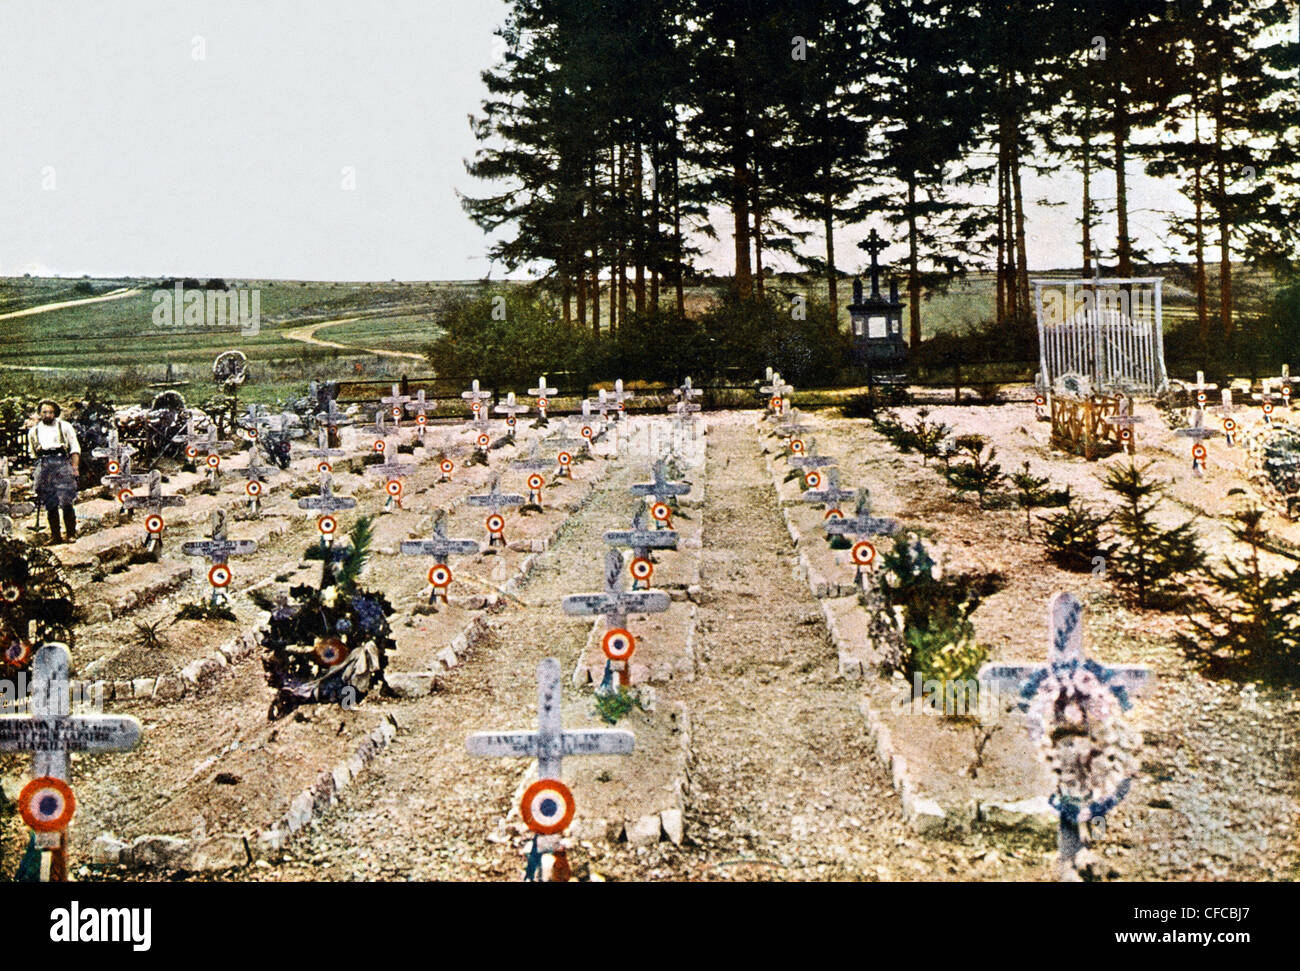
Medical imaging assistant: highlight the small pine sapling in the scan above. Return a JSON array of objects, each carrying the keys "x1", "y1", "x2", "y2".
[
  {"x1": 942, "y1": 434, "x2": 1005, "y2": 507},
  {"x1": 1180, "y1": 507, "x2": 1300, "y2": 683},
  {"x1": 1040, "y1": 500, "x2": 1111, "y2": 571},
  {"x1": 1103, "y1": 461, "x2": 1204, "y2": 609}
]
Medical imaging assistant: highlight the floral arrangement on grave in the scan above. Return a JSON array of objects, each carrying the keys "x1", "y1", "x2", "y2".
[
  {"x1": 69, "y1": 391, "x2": 116, "y2": 490},
  {"x1": 201, "y1": 350, "x2": 248, "y2": 439},
  {"x1": 0, "y1": 537, "x2": 77, "y2": 668},
  {"x1": 1179, "y1": 507, "x2": 1300, "y2": 684},
  {"x1": 1021, "y1": 649, "x2": 1140, "y2": 826},
  {"x1": 258, "y1": 516, "x2": 396, "y2": 721},
  {"x1": 868, "y1": 534, "x2": 1001, "y2": 704}
]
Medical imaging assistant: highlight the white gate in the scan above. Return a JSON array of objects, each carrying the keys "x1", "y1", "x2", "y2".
[{"x1": 1033, "y1": 278, "x2": 1169, "y2": 394}]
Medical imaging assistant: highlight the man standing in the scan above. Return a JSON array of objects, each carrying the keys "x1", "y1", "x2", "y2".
[{"x1": 26, "y1": 400, "x2": 80, "y2": 544}]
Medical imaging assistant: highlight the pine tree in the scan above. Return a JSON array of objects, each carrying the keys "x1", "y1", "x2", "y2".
[
  {"x1": 1103, "y1": 461, "x2": 1204, "y2": 608},
  {"x1": 1180, "y1": 507, "x2": 1300, "y2": 683},
  {"x1": 1041, "y1": 499, "x2": 1111, "y2": 571}
]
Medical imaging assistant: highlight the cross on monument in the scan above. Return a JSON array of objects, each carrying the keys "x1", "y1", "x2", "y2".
[
  {"x1": 466, "y1": 657, "x2": 635, "y2": 877},
  {"x1": 0, "y1": 644, "x2": 141, "y2": 881},
  {"x1": 861, "y1": 228, "x2": 887, "y2": 297},
  {"x1": 979, "y1": 593, "x2": 1153, "y2": 881}
]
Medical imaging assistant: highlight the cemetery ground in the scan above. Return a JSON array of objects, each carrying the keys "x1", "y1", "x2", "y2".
[{"x1": 0, "y1": 400, "x2": 1295, "y2": 881}]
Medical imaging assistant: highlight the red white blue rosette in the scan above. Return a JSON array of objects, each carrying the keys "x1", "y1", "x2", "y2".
[
  {"x1": 520, "y1": 778, "x2": 575, "y2": 836},
  {"x1": 19, "y1": 777, "x2": 75, "y2": 832},
  {"x1": 602, "y1": 627, "x2": 635, "y2": 662}
]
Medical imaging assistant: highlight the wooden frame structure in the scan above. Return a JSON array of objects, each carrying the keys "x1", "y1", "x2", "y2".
[{"x1": 1050, "y1": 393, "x2": 1134, "y2": 460}]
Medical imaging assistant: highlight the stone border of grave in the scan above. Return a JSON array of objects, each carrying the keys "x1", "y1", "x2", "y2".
[
  {"x1": 754, "y1": 416, "x2": 1056, "y2": 838},
  {"x1": 92, "y1": 714, "x2": 402, "y2": 870}
]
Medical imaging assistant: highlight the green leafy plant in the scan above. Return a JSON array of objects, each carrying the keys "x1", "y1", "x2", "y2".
[
  {"x1": 174, "y1": 601, "x2": 236, "y2": 623},
  {"x1": 593, "y1": 687, "x2": 642, "y2": 725},
  {"x1": 1103, "y1": 461, "x2": 1204, "y2": 609}
]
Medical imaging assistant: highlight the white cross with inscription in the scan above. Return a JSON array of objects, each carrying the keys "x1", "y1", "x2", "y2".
[
  {"x1": 1175, "y1": 408, "x2": 1220, "y2": 476},
  {"x1": 493, "y1": 391, "x2": 529, "y2": 439},
  {"x1": 610, "y1": 378, "x2": 634, "y2": 419},
  {"x1": 1099, "y1": 396, "x2": 1142, "y2": 454},
  {"x1": 122, "y1": 470, "x2": 186, "y2": 552},
  {"x1": 380, "y1": 383, "x2": 412, "y2": 428},
  {"x1": 1185, "y1": 371, "x2": 1218, "y2": 409},
  {"x1": 180, "y1": 510, "x2": 257, "y2": 604},
  {"x1": 802, "y1": 466, "x2": 855, "y2": 507},
  {"x1": 562, "y1": 549, "x2": 671, "y2": 631},
  {"x1": 404, "y1": 389, "x2": 436, "y2": 441},
  {"x1": 979, "y1": 593, "x2": 1154, "y2": 880},
  {"x1": 461, "y1": 379, "x2": 493, "y2": 421},
  {"x1": 467, "y1": 657, "x2": 634, "y2": 873},
  {"x1": 400, "y1": 510, "x2": 480, "y2": 605},
  {"x1": 629, "y1": 459, "x2": 691, "y2": 503},
  {"x1": 0, "y1": 644, "x2": 141, "y2": 881},
  {"x1": 467, "y1": 476, "x2": 526, "y2": 547}
]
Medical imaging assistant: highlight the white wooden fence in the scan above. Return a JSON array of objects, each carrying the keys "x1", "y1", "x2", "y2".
[{"x1": 1034, "y1": 278, "x2": 1169, "y2": 394}]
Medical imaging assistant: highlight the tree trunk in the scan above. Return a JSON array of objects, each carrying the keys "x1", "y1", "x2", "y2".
[
  {"x1": 673, "y1": 145, "x2": 685, "y2": 316},
  {"x1": 1192, "y1": 85, "x2": 1208, "y2": 346},
  {"x1": 591, "y1": 269, "x2": 601, "y2": 337},
  {"x1": 996, "y1": 130, "x2": 1007, "y2": 324},
  {"x1": 906, "y1": 176, "x2": 921, "y2": 350},
  {"x1": 732, "y1": 149, "x2": 753, "y2": 299},
  {"x1": 576, "y1": 265, "x2": 586, "y2": 330},
  {"x1": 823, "y1": 189, "x2": 837, "y2": 321},
  {"x1": 1113, "y1": 101, "x2": 1133, "y2": 278},
  {"x1": 1214, "y1": 68, "x2": 1233, "y2": 340},
  {"x1": 633, "y1": 140, "x2": 646, "y2": 315},
  {"x1": 561, "y1": 273, "x2": 571, "y2": 324},
  {"x1": 1011, "y1": 125, "x2": 1031, "y2": 322},
  {"x1": 1082, "y1": 91, "x2": 1093, "y2": 276}
]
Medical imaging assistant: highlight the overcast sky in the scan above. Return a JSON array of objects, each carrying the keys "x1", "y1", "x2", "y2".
[{"x1": 1, "y1": 0, "x2": 1195, "y2": 282}]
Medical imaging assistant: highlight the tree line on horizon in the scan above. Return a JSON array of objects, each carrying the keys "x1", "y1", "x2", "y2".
[{"x1": 461, "y1": 0, "x2": 1297, "y2": 359}]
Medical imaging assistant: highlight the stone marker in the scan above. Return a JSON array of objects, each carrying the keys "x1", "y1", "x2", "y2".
[
  {"x1": 180, "y1": 510, "x2": 257, "y2": 603},
  {"x1": 1175, "y1": 408, "x2": 1220, "y2": 476},
  {"x1": 467, "y1": 657, "x2": 634, "y2": 879},
  {"x1": 0, "y1": 475, "x2": 35, "y2": 538},
  {"x1": 122, "y1": 470, "x2": 186, "y2": 552},
  {"x1": 979, "y1": 592, "x2": 1152, "y2": 881},
  {"x1": 400, "y1": 510, "x2": 480, "y2": 605},
  {"x1": 466, "y1": 476, "x2": 526, "y2": 547},
  {"x1": 0, "y1": 644, "x2": 141, "y2": 881}
]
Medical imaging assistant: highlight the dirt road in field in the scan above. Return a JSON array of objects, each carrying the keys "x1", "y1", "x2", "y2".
[
  {"x1": 0, "y1": 287, "x2": 140, "y2": 320},
  {"x1": 283, "y1": 319, "x2": 427, "y2": 362}
]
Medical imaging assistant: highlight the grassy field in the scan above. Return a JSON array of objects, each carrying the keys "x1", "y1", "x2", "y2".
[{"x1": 0, "y1": 265, "x2": 1272, "y2": 406}]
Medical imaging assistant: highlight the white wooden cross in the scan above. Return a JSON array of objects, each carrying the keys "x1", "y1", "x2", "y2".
[
  {"x1": 380, "y1": 383, "x2": 412, "y2": 428},
  {"x1": 461, "y1": 379, "x2": 493, "y2": 425},
  {"x1": 1099, "y1": 396, "x2": 1143, "y2": 454},
  {"x1": 775, "y1": 409, "x2": 810, "y2": 440},
  {"x1": 529, "y1": 376, "x2": 555, "y2": 417},
  {"x1": 543, "y1": 427, "x2": 583, "y2": 478},
  {"x1": 315, "y1": 399, "x2": 352, "y2": 451},
  {"x1": 760, "y1": 371, "x2": 792, "y2": 418},
  {"x1": 979, "y1": 593, "x2": 1154, "y2": 880},
  {"x1": 802, "y1": 467, "x2": 855, "y2": 507},
  {"x1": 1253, "y1": 380, "x2": 1282, "y2": 425},
  {"x1": 467, "y1": 476, "x2": 526, "y2": 547},
  {"x1": 366, "y1": 451, "x2": 417, "y2": 511},
  {"x1": 400, "y1": 510, "x2": 480, "y2": 604},
  {"x1": 306, "y1": 427, "x2": 347, "y2": 473},
  {"x1": 673, "y1": 376, "x2": 701, "y2": 406},
  {"x1": 296, "y1": 473, "x2": 356, "y2": 543},
  {"x1": 604, "y1": 507, "x2": 678, "y2": 587},
  {"x1": 236, "y1": 403, "x2": 270, "y2": 442},
  {"x1": 90, "y1": 426, "x2": 136, "y2": 470},
  {"x1": 180, "y1": 510, "x2": 257, "y2": 603},
  {"x1": 610, "y1": 378, "x2": 634, "y2": 418},
  {"x1": 510, "y1": 441, "x2": 552, "y2": 474},
  {"x1": 123, "y1": 469, "x2": 185, "y2": 551},
  {"x1": 404, "y1": 389, "x2": 437, "y2": 440},
  {"x1": 825, "y1": 488, "x2": 899, "y2": 580},
  {"x1": 494, "y1": 391, "x2": 529, "y2": 439},
  {"x1": 562, "y1": 549, "x2": 671, "y2": 631},
  {"x1": 466, "y1": 657, "x2": 634, "y2": 861},
  {"x1": 1185, "y1": 370, "x2": 1218, "y2": 409},
  {"x1": 787, "y1": 440, "x2": 836, "y2": 472},
  {"x1": 0, "y1": 644, "x2": 141, "y2": 881},
  {"x1": 1215, "y1": 389, "x2": 1241, "y2": 446},
  {"x1": 1175, "y1": 408, "x2": 1220, "y2": 475},
  {"x1": 583, "y1": 390, "x2": 612, "y2": 428},
  {"x1": 367, "y1": 410, "x2": 400, "y2": 457},
  {"x1": 629, "y1": 458, "x2": 691, "y2": 503}
]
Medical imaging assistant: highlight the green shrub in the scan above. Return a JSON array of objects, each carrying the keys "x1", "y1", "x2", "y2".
[
  {"x1": 942, "y1": 435, "x2": 1005, "y2": 505},
  {"x1": 1040, "y1": 500, "x2": 1111, "y2": 571}
]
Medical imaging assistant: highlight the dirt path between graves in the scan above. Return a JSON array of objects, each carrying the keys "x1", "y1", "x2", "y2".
[
  {"x1": 283, "y1": 320, "x2": 426, "y2": 362},
  {"x1": 245, "y1": 417, "x2": 1053, "y2": 881}
]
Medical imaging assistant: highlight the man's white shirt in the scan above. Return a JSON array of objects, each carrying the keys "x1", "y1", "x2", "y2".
[{"x1": 30, "y1": 420, "x2": 81, "y2": 454}]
